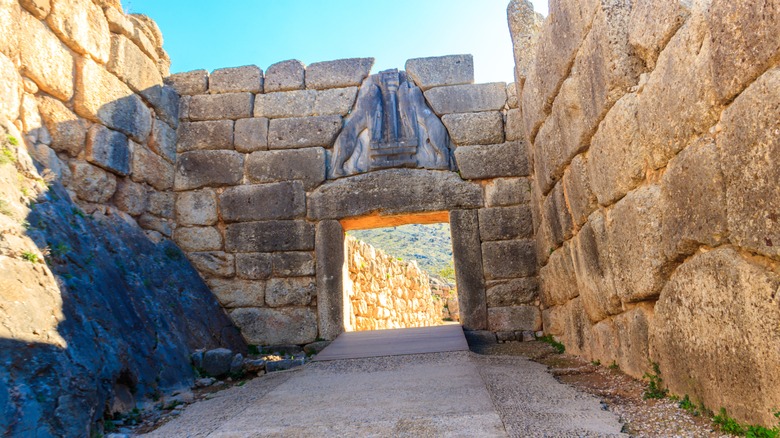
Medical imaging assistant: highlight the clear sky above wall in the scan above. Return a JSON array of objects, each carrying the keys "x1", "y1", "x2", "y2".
[{"x1": 126, "y1": 0, "x2": 549, "y2": 84}]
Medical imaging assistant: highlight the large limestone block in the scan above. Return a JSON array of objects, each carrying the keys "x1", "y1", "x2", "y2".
[
  {"x1": 613, "y1": 303, "x2": 653, "y2": 379},
  {"x1": 560, "y1": 297, "x2": 594, "y2": 357},
  {"x1": 540, "y1": 182, "x2": 573, "y2": 249},
  {"x1": 707, "y1": 0, "x2": 780, "y2": 103},
  {"x1": 19, "y1": 11, "x2": 74, "y2": 101},
  {"x1": 165, "y1": 69, "x2": 208, "y2": 96},
  {"x1": 147, "y1": 191, "x2": 174, "y2": 218},
  {"x1": 542, "y1": 305, "x2": 565, "y2": 336},
  {"x1": 254, "y1": 90, "x2": 315, "y2": 119},
  {"x1": 235, "y1": 253, "x2": 272, "y2": 280},
  {"x1": 142, "y1": 84, "x2": 180, "y2": 129},
  {"x1": 305, "y1": 58, "x2": 374, "y2": 90},
  {"x1": 149, "y1": 119, "x2": 176, "y2": 163},
  {"x1": 0, "y1": 53, "x2": 19, "y2": 123},
  {"x1": 187, "y1": 251, "x2": 235, "y2": 278},
  {"x1": 485, "y1": 278, "x2": 538, "y2": 307},
  {"x1": 423, "y1": 83, "x2": 507, "y2": 115},
  {"x1": 718, "y1": 68, "x2": 780, "y2": 261},
  {"x1": 131, "y1": 144, "x2": 174, "y2": 190},
  {"x1": 86, "y1": 124, "x2": 131, "y2": 176},
  {"x1": 589, "y1": 319, "x2": 619, "y2": 368},
  {"x1": 224, "y1": 220, "x2": 315, "y2": 252},
  {"x1": 570, "y1": 211, "x2": 621, "y2": 323},
  {"x1": 481, "y1": 239, "x2": 536, "y2": 280},
  {"x1": 539, "y1": 241, "x2": 578, "y2": 308},
  {"x1": 176, "y1": 189, "x2": 217, "y2": 226},
  {"x1": 0, "y1": 0, "x2": 19, "y2": 60},
  {"x1": 234, "y1": 118, "x2": 268, "y2": 152},
  {"x1": 188, "y1": 92, "x2": 254, "y2": 121},
  {"x1": 607, "y1": 185, "x2": 672, "y2": 305},
  {"x1": 230, "y1": 307, "x2": 318, "y2": 345},
  {"x1": 661, "y1": 137, "x2": 727, "y2": 259},
  {"x1": 137, "y1": 213, "x2": 173, "y2": 237},
  {"x1": 504, "y1": 108, "x2": 524, "y2": 141},
  {"x1": 75, "y1": 58, "x2": 152, "y2": 143},
  {"x1": 209, "y1": 65, "x2": 263, "y2": 94},
  {"x1": 478, "y1": 206, "x2": 533, "y2": 241},
  {"x1": 450, "y1": 209, "x2": 487, "y2": 330},
  {"x1": 636, "y1": 13, "x2": 722, "y2": 171},
  {"x1": 441, "y1": 111, "x2": 504, "y2": 146},
  {"x1": 113, "y1": 178, "x2": 147, "y2": 216},
  {"x1": 174, "y1": 226, "x2": 223, "y2": 252},
  {"x1": 107, "y1": 34, "x2": 163, "y2": 95},
  {"x1": 587, "y1": 93, "x2": 644, "y2": 206},
  {"x1": 174, "y1": 150, "x2": 243, "y2": 191},
  {"x1": 272, "y1": 252, "x2": 315, "y2": 277},
  {"x1": 316, "y1": 220, "x2": 346, "y2": 339},
  {"x1": 36, "y1": 95, "x2": 88, "y2": 157},
  {"x1": 484, "y1": 177, "x2": 531, "y2": 207},
  {"x1": 404, "y1": 54, "x2": 474, "y2": 91},
  {"x1": 628, "y1": 0, "x2": 689, "y2": 69},
  {"x1": 521, "y1": 0, "x2": 599, "y2": 141},
  {"x1": 267, "y1": 115, "x2": 342, "y2": 149},
  {"x1": 245, "y1": 148, "x2": 325, "y2": 190},
  {"x1": 47, "y1": 0, "x2": 110, "y2": 63},
  {"x1": 488, "y1": 306, "x2": 541, "y2": 332},
  {"x1": 307, "y1": 169, "x2": 482, "y2": 220},
  {"x1": 70, "y1": 161, "x2": 116, "y2": 203},
  {"x1": 264, "y1": 59, "x2": 305, "y2": 92},
  {"x1": 562, "y1": 154, "x2": 597, "y2": 227},
  {"x1": 454, "y1": 141, "x2": 529, "y2": 180},
  {"x1": 507, "y1": 0, "x2": 544, "y2": 83},
  {"x1": 206, "y1": 279, "x2": 265, "y2": 308},
  {"x1": 177, "y1": 120, "x2": 234, "y2": 152},
  {"x1": 219, "y1": 182, "x2": 306, "y2": 222},
  {"x1": 313, "y1": 87, "x2": 359, "y2": 116},
  {"x1": 265, "y1": 277, "x2": 316, "y2": 307},
  {"x1": 650, "y1": 248, "x2": 780, "y2": 426}
]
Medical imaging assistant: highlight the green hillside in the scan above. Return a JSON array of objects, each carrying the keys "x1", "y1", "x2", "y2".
[{"x1": 348, "y1": 223, "x2": 456, "y2": 282}]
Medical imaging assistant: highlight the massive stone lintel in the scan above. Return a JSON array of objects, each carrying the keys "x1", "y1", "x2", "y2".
[{"x1": 328, "y1": 69, "x2": 455, "y2": 178}]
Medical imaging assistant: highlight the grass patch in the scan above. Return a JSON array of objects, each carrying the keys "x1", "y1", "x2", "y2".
[
  {"x1": 0, "y1": 199, "x2": 12, "y2": 216},
  {"x1": 712, "y1": 409, "x2": 780, "y2": 438},
  {"x1": 0, "y1": 146, "x2": 15, "y2": 165},
  {"x1": 21, "y1": 251, "x2": 39, "y2": 263},
  {"x1": 537, "y1": 335, "x2": 565, "y2": 354},
  {"x1": 643, "y1": 362, "x2": 669, "y2": 400}
]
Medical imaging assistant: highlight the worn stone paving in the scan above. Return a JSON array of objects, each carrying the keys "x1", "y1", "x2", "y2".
[{"x1": 143, "y1": 351, "x2": 625, "y2": 437}]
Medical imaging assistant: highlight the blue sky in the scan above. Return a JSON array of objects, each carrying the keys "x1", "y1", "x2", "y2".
[{"x1": 125, "y1": 0, "x2": 549, "y2": 84}]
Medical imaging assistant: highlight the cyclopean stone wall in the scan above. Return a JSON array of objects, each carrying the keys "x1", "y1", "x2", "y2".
[
  {"x1": 509, "y1": 0, "x2": 780, "y2": 426},
  {"x1": 345, "y1": 236, "x2": 444, "y2": 331},
  {"x1": 167, "y1": 54, "x2": 541, "y2": 346}
]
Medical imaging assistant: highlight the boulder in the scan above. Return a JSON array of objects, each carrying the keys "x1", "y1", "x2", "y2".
[
  {"x1": 234, "y1": 118, "x2": 268, "y2": 153},
  {"x1": 201, "y1": 348, "x2": 233, "y2": 377},
  {"x1": 85, "y1": 124, "x2": 130, "y2": 176},
  {"x1": 174, "y1": 150, "x2": 244, "y2": 191},
  {"x1": 176, "y1": 120, "x2": 234, "y2": 152},
  {"x1": 265, "y1": 277, "x2": 316, "y2": 307},
  {"x1": 229, "y1": 307, "x2": 318, "y2": 345}
]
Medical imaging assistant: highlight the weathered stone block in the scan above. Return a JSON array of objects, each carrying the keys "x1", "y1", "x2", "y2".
[
  {"x1": 316, "y1": 220, "x2": 346, "y2": 340},
  {"x1": 450, "y1": 210, "x2": 487, "y2": 331},
  {"x1": 405, "y1": 54, "x2": 474, "y2": 91},
  {"x1": 268, "y1": 115, "x2": 342, "y2": 149},
  {"x1": 219, "y1": 182, "x2": 306, "y2": 222},
  {"x1": 174, "y1": 150, "x2": 244, "y2": 191},
  {"x1": 106, "y1": 34, "x2": 162, "y2": 94},
  {"x1": 20, "y1": 10, "x2": 74, "y2": 101},
  {"x1": 481, "y1": 239, "x2": 536, "y2": 280},
  {"x1": 478, "y1": 206, "x2": 533, "y2": 241},
  {"x1": 148, "y1": 191, "x2": 174, "y2": 218},
  {"x1": 613, "y1": 303, "x2": 654, "y2": 379},
  {"x1": 207, "y1": 278, "x2": 265, "y2": 308},
  {"x1": 272, "y1": 252, "x2": 315, "y2": 277},
  {"x1": 149, "y1": 119, "x2": 176, "y2": 163},
  {"x1": 47, "y1": 0, "x2": 110, "y2": 63},
  {"x1": 75, "y1": 58, "x2": 152, "y2": 143},
  {"x1": 661, "y1": 137, "x2": 727, "y2": 259},
  {"x1": 0, "y1": 53, "x2": 19, "y2": 122},
  {"x1": 142, "y1": 84, "x2": 180, "y2": 129},
  {"x1": 189, "y1": 92, "x2": 254, "y2": 121},
  {"x1": 305, "y1": 58, "x2": 374, "y2": 90},
  {"x1": 313, "y1": 87, "x2": 359, "y2": 117},
  {"x1": 174, "y1": 227, "x2": 222, "y2": 252},
  {"x1": 485, "y1": 278, "x2": 538, "y2": 307},
  {"x1": 455, "y1": 141, "x2": 529, "y2": 180},
  {"x1": 506, "y1": 83, "x2": 518, "y2": 109},
  {"x1": 717, "y1": 68, "x2": 780, "y2": 260},
  {"x1": 165, "y1": 69, "x2": 208, "y2": 96},
  {"x1": 225, "y1": 220, "x2": 315, "y2": 252},
  {"x1": 245, "y1": 148, "x2": 325, "y2": 190},
  {"x1": 628, "y1": 0, "x2": 689, "y2": 69},
  {"x1": 70, "y1": 161, "x2": 116, "y2": 203},
  {"x1": 36, "y1": 95, "x2": 88, "y2": 157},
  {"x1": 132, "y1": 144, "x2": 174, "y2": 190},
  {"x1": 504, "y1": 108, "x2": 524, "y2": 142},
  {"x1": 86, "y1": 124, "x2": 131, "y2": 176},
  {"x1": 441, "y1": 111, "x2": 504, "y2": 146},
  {"x1": 484, "y1": 177, "x2": 531, "y2": 207},
  {"x1": 562, "y1": 154, "x2": 597, "y2": 227},
  {"x1": 264, "y1": 59, "x2": 305, "y2": 92},
  {"x1": 265, "y1": 277, "x2": 316, "y2": 307},
  {"x1": 113, "y1": 178, "x2": 147, "y2": 216},
  {"x1": 308, "y1": 169, "x2": 482, "y2": 220},
  {"x1": 488, "y1": 306, "x2": 541, "y2": 332},
  {"x1": 650, "y1": 248, "x2": 780, "y2": 426},
  {"x1": 176, "y1": 189, "x2": 217, "y2": 226},
  {"x1": 177, "y1": 120, "x2": 234, "y2": 152},
  {"x1": 540, "y1": 182, "x2": 573, "y2": 248},
  {"x1": 234, "y1": 118, "x2": 268, "y2": 152},
  {"x1": 187, "y1": 251, "x2": 235, "y2": 278},
  {"x1": 137, "y1": 213, "x2": 173, "y2": 237},
  {"x1": 254, "y1": 90, "x2": 316, "y2": 119},
  {"x1": 539, "y1": 241, "x2": 578, "y2": 308},
  {"x1": 209, "y1": 65, "x2": 263, "y2": 94},
  {"x1": 235, "y1": 253, "x2": 273, "y2": 280},
  {"x1": 229, "y1": 307, "x2": 318, "y2": 345},
  {"x1": 542, "y1": 306, "x2": 565, "y2": 337},
  {"x1": 423, "y1": 83, "x2": 507, "y2": 115}
]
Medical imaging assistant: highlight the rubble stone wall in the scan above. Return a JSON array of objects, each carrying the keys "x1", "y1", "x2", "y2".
[
  {"x1": 345, "y1": 236, "x2": 444, "y2": 331},
  {"x1": 509, "y1": 0, "x2": 780, "y2": 426}
]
